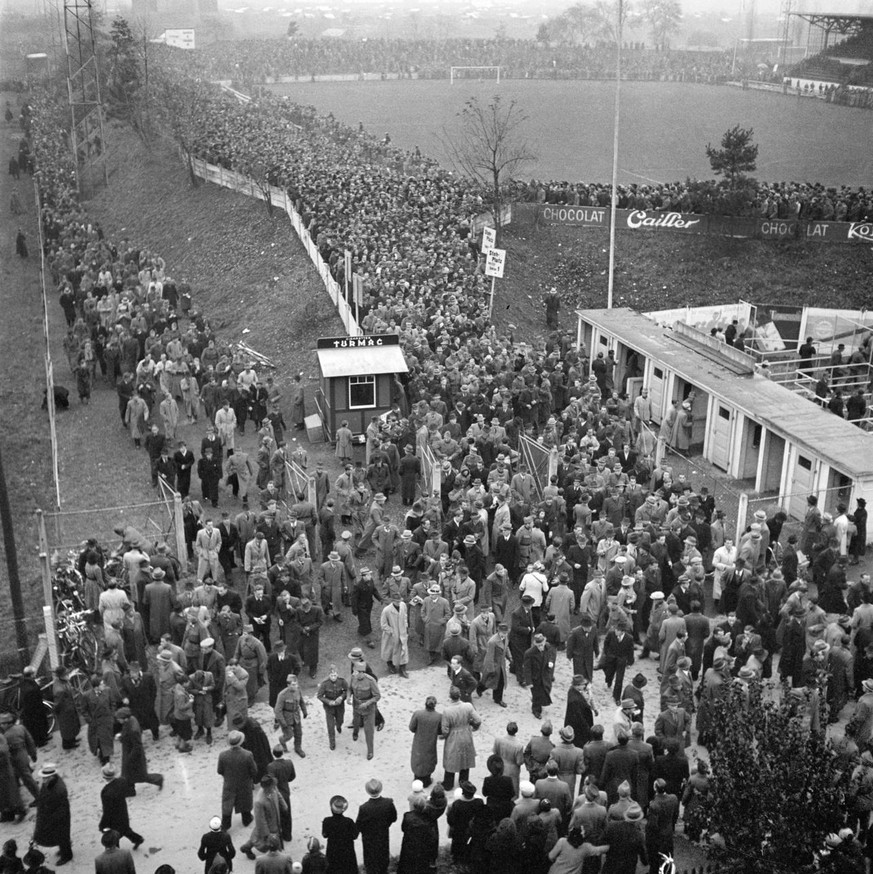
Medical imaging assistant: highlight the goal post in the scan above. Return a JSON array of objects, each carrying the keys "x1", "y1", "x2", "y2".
[{"x1": 450, "y1": 66, "x2": 502, "y2": 84}]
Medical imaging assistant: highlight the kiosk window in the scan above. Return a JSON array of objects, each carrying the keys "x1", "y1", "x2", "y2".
[{"x1": 349, "y1": 375, "x2": 376, "y2": 409}]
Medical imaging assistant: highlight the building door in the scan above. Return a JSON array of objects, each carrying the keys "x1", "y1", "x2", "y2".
[
  {"x1": 788, "y1": 453, "x2": 816, "y2": 518},
  {"x1": 710, "y1": 404, "x2": 733, "y2": 471},
  {"x1": 648, "y1": 365, "x2": 665, "y2": 424}
]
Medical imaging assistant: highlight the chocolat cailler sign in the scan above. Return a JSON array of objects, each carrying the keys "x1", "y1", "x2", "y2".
[{"x1": 539, "y1": 205, "x2": 703, "y2": 233}]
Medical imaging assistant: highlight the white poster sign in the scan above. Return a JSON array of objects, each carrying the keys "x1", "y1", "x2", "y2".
[{"x1": 485, "y1": 247, "x2": 506, "y2": 278}]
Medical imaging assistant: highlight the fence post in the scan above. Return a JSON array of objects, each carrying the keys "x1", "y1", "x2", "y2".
[
  {"x1": 42, "y1": 607, "x2": 59, "y2": 671},
  {"x1": 36, "y1": 511, "x2": 60, "y2": 670},
  {"x1": 735, "y1": 492, "x2": 749, "y2": 545},
  {"x1": 36, "y1": 509, "x2": 54, "y2": 609},
  {"x1": 173, "y1": 491, "x2": 187, "y2": 571}
]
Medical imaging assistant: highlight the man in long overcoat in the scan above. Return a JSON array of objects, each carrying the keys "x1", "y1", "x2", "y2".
[
  {"x1": 116, "y1": 708, "x2": 163, "y2": 792},
  {"x1": 523, "y1": 633, "x2": 556, "y2": 719},
  {"x1": 566, "y1": 614, "x2": 599, "y2": 683},
  {"x1": 564, "y1": 674, "x2": 595, "y2": 749},
  {"x1": 508, "y1": 595, "x2": 535, "y2": 683},
  {"x1": 421, "y1": 586, "x2": 452, "y2": 665},
  {"x1": 99, "y1": 764, "x2": 143, "y2": 848},
  {"x1": 218, "y1": 730, "x2": 257, "y2": 830},
  {"x1": 380, "y1": 596, "x2": 409, "y2": 676},
  {"x1": 235, "y1": 625, "x2": 268, "y2": 704},
  {"x1": 409, "y1": 696, "x2": 443, "y2": 786},
  {"x1": 356, "y1": 778, "x2": 398, "y2": 874},
  {"x1": 142, "y1": 569, "x2": 177, "y2": 644},
  {"x1": 440, "y1": 687, "x2": 481, "y2": 790},
  {"x1": 481, "y1": 623, "x2": 509, "y2": 706},
  {"x1": 33, "y1": 764, "x2": 73, "y2": 864}
]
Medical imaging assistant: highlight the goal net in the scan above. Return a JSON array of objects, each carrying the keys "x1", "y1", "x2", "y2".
[{"x1": 450, "y1": 66, "x2": 502, "y2": 84}]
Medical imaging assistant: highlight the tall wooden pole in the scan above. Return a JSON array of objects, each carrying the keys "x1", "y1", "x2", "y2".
[{"x1": 607, "y1": 0, "x2": 623, "y2": 310}]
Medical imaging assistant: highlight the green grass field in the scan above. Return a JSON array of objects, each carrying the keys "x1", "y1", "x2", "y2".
[{"x1": 268, "y1": 79, "x2": 872, "y2": 187}]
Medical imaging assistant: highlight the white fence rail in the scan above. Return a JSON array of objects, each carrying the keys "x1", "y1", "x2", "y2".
[{"x1": 191, "y1": 157, "x2": 361, "y2": 337}]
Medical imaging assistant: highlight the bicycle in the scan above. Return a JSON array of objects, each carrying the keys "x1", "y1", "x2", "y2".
[
  {"x1": 55, "y1": 603, "x2": 101, "y2": 676},
  {"x1": 0, "y1": 672, "x2": 57, "y2": 736}
]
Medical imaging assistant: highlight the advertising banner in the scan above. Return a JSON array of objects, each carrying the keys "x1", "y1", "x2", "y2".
[
  {"x1": 537, "y1": 205, "x2": 871, "y2": 244},
  {"x1": 757, "y1": 219, "x2": 798, "y2": 240},
  {"x1": 805, "y1": 221, "x2": 873, "y2": 243}
]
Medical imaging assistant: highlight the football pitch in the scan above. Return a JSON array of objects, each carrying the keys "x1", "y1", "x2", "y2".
[{"x1": 267, "y1": 79, "x2": 872, "y2": 187}]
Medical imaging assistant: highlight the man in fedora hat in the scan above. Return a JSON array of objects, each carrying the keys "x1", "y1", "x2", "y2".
[
  {"x1": 218, "y1": 730, "x2": 257, "y2": 830},
  {"x1": 603, "y1": 801, "x2": 647, "y2": 872},
  {"x1": 99, "y1": 763, "x2": 143, "y2": 849},
  {"x1": 551, "y1": 725, "x2": 585, "y2": 798},
  {"x1": 321, "y1": 550, "x2": 351, "y2": 622},
  {"x1": 523, "y1": 632, "x2": 556, "y2": 720},
  {"x1": 116, "y1": 706, "x2": 163, "y2": 792},
  {"x1": 33, "y1": 762, "x2": 72, "y2": 865},
  {"x1": 422, "y1": 583, "x2": 451, "y2": 666},
  {"x1": 380, "y1": 594, "x2": 410, "y2": 679}
]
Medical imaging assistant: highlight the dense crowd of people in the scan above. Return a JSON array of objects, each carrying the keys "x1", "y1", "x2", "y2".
[
  {"x1": 171, "y1": 38, "x2": 735, "y2": 86},
  {"x1": 7, "y1": 59, "x2": 873, "y2": 872},
  {"x1": 514, "y1": 177, "x2": 873, "y2": 221}
]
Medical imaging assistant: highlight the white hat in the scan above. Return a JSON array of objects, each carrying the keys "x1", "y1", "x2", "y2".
[
  {"x1": 520, "y1": 781, "x2": 535, "y2": 797},
  {"x1": 209, "y1": 816, "x2": 222, "y2": 832}
]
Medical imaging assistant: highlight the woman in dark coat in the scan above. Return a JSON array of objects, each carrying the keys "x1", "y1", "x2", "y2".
[
  {"x1": 51, "y1": 667, "x2": 80, "y2": 750},
  {"x1": 482, "y1": 754, "x2": 515, "y2": 823},
  {"x1": 397, "y1": 797, "x2": 436, "y2": 874},
  {"x1": 321, "y1": 795, "x2": 359, "y2": 874},
  {"x1": 32, "y1": 765, "x2": 72, "y2": 863}
]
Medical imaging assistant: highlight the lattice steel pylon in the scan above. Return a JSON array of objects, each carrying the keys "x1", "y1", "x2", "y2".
[{"x1": 60, "y1": 0, "x2": 108, "y2": 194}]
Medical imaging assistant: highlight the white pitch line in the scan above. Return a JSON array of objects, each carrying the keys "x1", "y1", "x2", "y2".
[{"x1": 620, "y1": 168, "x2": 665, "y2": 184}]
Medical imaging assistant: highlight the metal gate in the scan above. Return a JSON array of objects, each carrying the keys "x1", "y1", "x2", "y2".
[
  {"x1": 420, "y1": 443, "x2": 441, "y2": 498},
  {"x1": 284, "y1": 459, "x2": 317, "y2": 507},
  {"x1": 518, "y1": 435, "x2": 558, "y2": 502}
]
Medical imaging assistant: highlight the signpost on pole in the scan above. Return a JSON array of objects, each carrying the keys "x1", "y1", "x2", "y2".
[
  {"x1": 484, "y1": 247, "x2": 506, "y2": 318},
  {"x1": 352, "y1": 274, "x2": 363, "y2": 334},
  {"x1": 482, "y1": 226, "x2": 496, "y2": 254},
  {"x1": 344, "y1": 249, "x2": 352, "y2": 302}
]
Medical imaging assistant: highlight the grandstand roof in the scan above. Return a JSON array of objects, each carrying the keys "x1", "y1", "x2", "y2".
[{"x1": 795, "y1": 12, "x2": 873, "y2": 36}]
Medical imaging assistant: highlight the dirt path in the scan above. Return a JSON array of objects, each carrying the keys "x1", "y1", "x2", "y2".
[{"x1": 0, "y1": 95, "x2": 55, "y2": 669}]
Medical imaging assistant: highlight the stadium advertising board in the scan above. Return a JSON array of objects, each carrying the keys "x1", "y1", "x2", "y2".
[
  {"x1": 758, "y1": 219, "x2": 798, "y2": 240},
  {"x1": 539, "y1": 206, "x2": 703, "y2": 232},
  {"x1": 805, "y1": 221, "x2": 873, "y2": 243},
  {"x1": 537, "y1": 205, "x2": 873, "y2": 244}
]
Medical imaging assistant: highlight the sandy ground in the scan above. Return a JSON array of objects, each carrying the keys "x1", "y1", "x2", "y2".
[{"x1": 3, "y1": 613, "x2": 679, "y2": 873}]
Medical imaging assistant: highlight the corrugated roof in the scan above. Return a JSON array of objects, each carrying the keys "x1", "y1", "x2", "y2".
[
  {"x1": 316, "y1": 344, "x2": 408, "y2": 379},
  {"x1": 577, "y1": 308, "x2": 873, "y2": 479}
]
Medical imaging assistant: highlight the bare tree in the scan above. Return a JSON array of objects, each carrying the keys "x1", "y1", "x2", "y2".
[
  {"x1": 590, "y1": 0, "x2": 641, "y2": 43},
  {"x1": 152, "y1": 72, "x2": 213, "y2": 187},
  {"x1": 641, "y1": 0, "x2": 683, "y2": 50},
  {"x1": 442, "y1": 95, "x2": 536, "y2": 243}
]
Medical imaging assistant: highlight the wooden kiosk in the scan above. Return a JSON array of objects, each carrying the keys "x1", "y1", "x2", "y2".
[{"x1": 314, "y1": 333, "x2": 409, "y2": 440}]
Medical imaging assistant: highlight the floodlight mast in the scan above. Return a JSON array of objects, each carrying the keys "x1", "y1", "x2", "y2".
[{"x1": 606, "y1": 0, "x2": 622, "y2": 310}]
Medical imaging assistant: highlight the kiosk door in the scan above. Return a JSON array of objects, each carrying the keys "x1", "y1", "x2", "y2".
[
  {"x1": 648, "y1": 365, "x2": 666, "y2": 424},
  {"x1": 710, "y1": 404, "x2": 733, "y2": 471}
]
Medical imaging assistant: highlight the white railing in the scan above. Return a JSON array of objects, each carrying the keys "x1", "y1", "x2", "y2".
[{"x1": 190, "y1": 157, "x2": 361, "y2": 337}]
